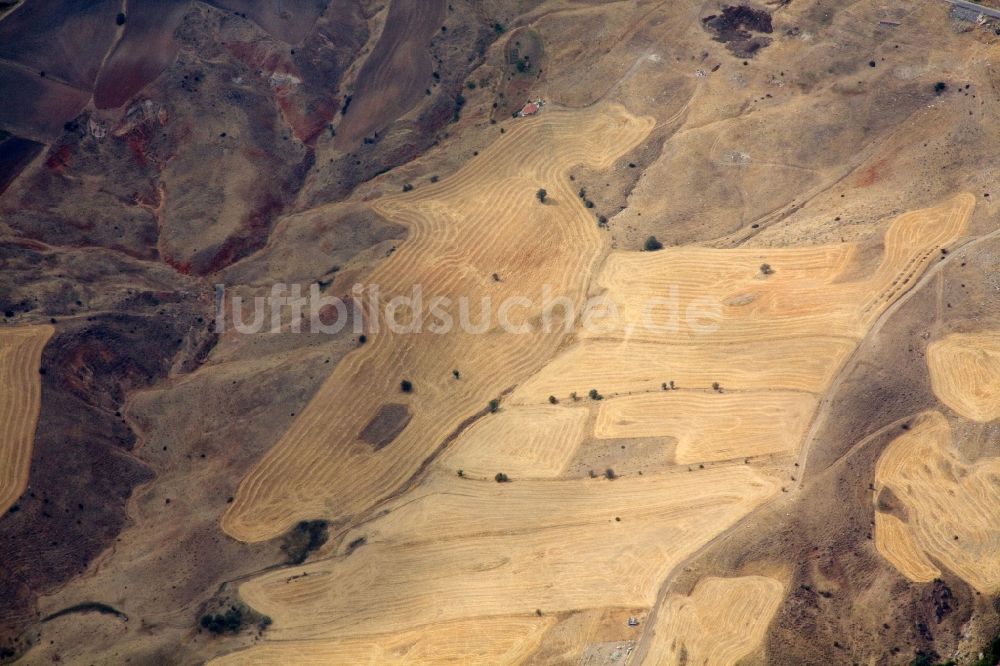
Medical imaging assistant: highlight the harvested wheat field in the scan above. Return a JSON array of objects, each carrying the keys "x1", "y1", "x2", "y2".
[
  {"x1": 223, "y1": 187, "x2": 972, "y2": 663},
  {"x1": 927, "y1": 331, "x2": 1000, "y2": 422},
  {"x1": 221, "y1": 103, "x2": 656, "y2": 541},
  {"x1": 210, "y1": 615, "x2": 555, "y2": 666},
  {"x1": 10, "y1": 1, "x2": 1000, "y2": 663},
  {"x1": 512, "y1": 194, "x2": 975, "y2": 465},
  {"x1": 213, "y1": 466, "x2": 778, "y2": 661},
  {"x1": 873, "y1": 512, "x2": 941, "y2": 584},
  {"x1": 594, "y1": 392, "x2": 816, "y2": 463},
  {"x1": 0, "y1": 325, "x2": 53, "y2": 515},
  {"x1": 874, "y1": 410, "x2": 1000, "y2": 593},
  {"x1": 438, "y1": 404, "x2": 589, "y2": 478},
  {"x1": 645, "y1": 576, "x2": 785, "y2": 666}
]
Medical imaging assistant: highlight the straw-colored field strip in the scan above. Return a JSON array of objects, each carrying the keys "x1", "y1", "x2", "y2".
[
  {"x1": 646, "y1": 576, "x2": 785, "y2": 666},
  {"x1": 439, "y1": 404, "x2": 589, "y2": 478},
  {"x1": 217, "y1": 106, "x2": 977, "y2": 662},
  {"x1": 210, "y1": 615, "x2": 555, "y2": 666},
  {"x1": 0, "y1": 325, "x2": 53, "y2": 515},
  {"x1": 509, "y1": 193, "x2": 973, "y2": 474},
  {"x1": 594, "y1": 392, "x2": 816, "y2": 463},
  {"x1": 222, "y1": 104, "x2": 656, "y2": 542},
  {"x1": 873, "y1": 512, "x2": 940, "y2": 583},
  {"x1": 224, "y1": 467, "x2": 778, "y2": 647},
  {"x1": 874, "y1": 410, "x2": 1000, "y2": 593},
  {"x1": 927, "y1": 331, "x2": 1000, "y2": 422}
]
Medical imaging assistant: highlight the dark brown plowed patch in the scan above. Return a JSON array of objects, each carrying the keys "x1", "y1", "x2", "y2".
[
  {"x1": 93, "y1": 1, "x2": 188, "y2": 110},
  {"x1": 359, "y1": 403, "x2": 412, "y2": 450},
  {"x1": 0, "y1": 64, "x2": 91, "y2": 141},
  {"x1": 0, "y1": 0, "x2": 120, "y2": 90},
  {"x1": 0, "y1": 135, "x2": 44, "y2": 195},
  {"x1": 333, "y1": 0, "x2": 446, "y2": 149}
]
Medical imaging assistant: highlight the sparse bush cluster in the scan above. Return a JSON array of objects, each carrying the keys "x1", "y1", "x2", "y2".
[
  {"x1": 576, "y1": 185, "x2": 608, "y2": 227},
  {"x1": 281, "y1": 519, "x2": 330, "y2": 565},
  {"x1": 199, "y1": 605, "x2": 271, "y2": 636}
]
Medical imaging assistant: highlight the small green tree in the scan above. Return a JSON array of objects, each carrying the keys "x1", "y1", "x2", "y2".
[
  {"x1": 536, "y1": 188, "x2": 547, "y2": 203},
  {"x1": 760, "y1": 263, "x2": 774, "y2": 275},
  {"x1": 605, "y1": 468, "x2": 617, "y2": 480},
  {"x1": 400, "y1": 379, "x2": 413, "y2": 393},
  {"x1": 548, "y1": 395, "x2": 558, "y2": 404},
  {"x1": 644, "y1": 236, "x2": 663, "y2": 251},
  {"x1": 588, "y1": 388, "x2": 604, "y2": 400},
  {"x1": 488, "y1": 398, "x2": 500, "y2": 413},
  {"x1": 495, "y1": 472, "x2": 510, "y2": 483}
]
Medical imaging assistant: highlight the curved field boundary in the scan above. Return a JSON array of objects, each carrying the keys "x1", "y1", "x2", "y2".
[
  {"x1": 927, "y1": 331, "x2": 1000, "y2": 422},
  {"x1": 874, "y1": 410, "x2": 1000, "y2": 593},
  {"x1": 874, "y1": 512, "x2": 940, "y2": 583},
  {"x1": 439, "y1": 404, "x2": 589, "y2": 478},
  {"x1": 222, "y1": 104, "x2": 656, "y2": 541},
  {"x1": 646, "y1": 575, "x2": 785, "y2": 666},
  {"x1": 209, "y1": 615, "x2": 555, "y2": 665},
  {"x1": 0, "y1": 325, "x2": 54, "y2": 515},
  {"x1": 511, "y1": 193, "x2": 975, "y2": 476},
  {"x1": 230, "y1": 467, "x2": 779, "y2": 642},
  {"x1": 594, "y1": 391, "x2": 816, "y2": 463}
]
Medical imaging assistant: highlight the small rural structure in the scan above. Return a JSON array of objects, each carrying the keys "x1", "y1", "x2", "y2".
[{"x1": 517, "y1": 99, "x2": 544, "y2": 117}]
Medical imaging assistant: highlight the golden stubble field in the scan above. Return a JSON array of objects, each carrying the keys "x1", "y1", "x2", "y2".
[
  {"x1": 874, "y1": 411, "x2": 1000, "y2": 594},
  {"x1": 213, "y1": 101, "x2": 977, "y2": 663},
  {"x1": 927, "y1": 331, "x2": 1000, "y2": 423},
  {"x1": 0, "y1": 325, "x2": 53, "y2": 515}
]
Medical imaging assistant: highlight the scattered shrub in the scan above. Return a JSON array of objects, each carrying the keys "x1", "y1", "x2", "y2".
[
  {"x1": 281, "y1": 520, "x2": 330, "y2": 564},
  {"x1": 644, "y1": 236, "x2": 663, "y2": 251}
]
